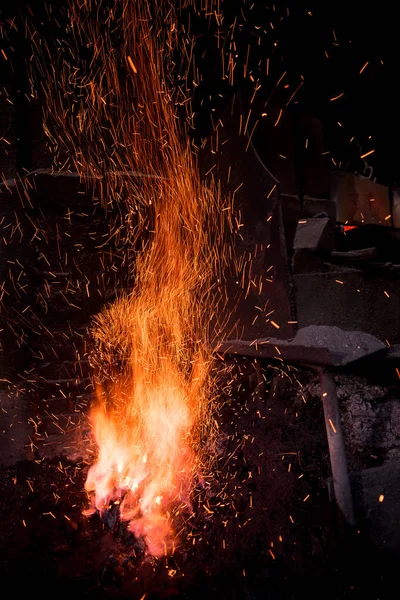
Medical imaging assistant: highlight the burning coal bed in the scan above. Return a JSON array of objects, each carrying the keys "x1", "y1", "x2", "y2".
[{"x1": 1, "y1": 359, "x2": 392, "y2": 599}]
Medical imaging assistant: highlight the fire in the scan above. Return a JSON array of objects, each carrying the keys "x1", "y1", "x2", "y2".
[
  {"x1": 28, "y1": 0, "x2": 229, "y2": 555},
  {"x1": 84, "y1": 170, "x2": 218, "y2": 554},
  {"x1": 85, "y1": 210, "x2": 216, "y2": 555},
  {"x1": 81, "y1": 104, "x2": 223, "y2": 552},
  {"x1": 67, "y1": 1, "x2": 225, "y2": 554}
]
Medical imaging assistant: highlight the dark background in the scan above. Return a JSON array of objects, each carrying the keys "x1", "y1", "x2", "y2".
[{"x1": 0, "y1": 0, "x2": 398, "y2": 185}]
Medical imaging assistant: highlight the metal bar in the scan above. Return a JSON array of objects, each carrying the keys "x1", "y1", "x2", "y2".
[{"x1": 318, "y1": 368, "x2": 355, "y2": 527}]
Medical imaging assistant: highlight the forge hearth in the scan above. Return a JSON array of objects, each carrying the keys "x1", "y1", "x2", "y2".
[
  {"x1": 1, "y1": 161, "x2": 400, "y2": 597},
  {"x1": 1, "y1": 361, "x2": 400, "y2": 598}
]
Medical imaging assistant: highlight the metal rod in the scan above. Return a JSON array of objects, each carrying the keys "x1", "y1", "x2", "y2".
[{"x1": 318, "y1": 368, "x2": 355, "y2": 527}]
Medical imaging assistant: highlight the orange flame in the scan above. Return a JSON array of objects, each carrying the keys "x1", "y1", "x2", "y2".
[
  {"x1": 31, "y1": 0, "x2": 227, "y2": 555},
  {"x1": 78, "y1": 2, "x2": 224, "y2": 555},
  {"x1": 85, "y1": 187, "x2": 215, "y2": 554}
]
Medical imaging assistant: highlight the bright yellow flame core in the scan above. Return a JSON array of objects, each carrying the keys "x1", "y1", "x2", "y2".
[{"x1": 86, "y1": 373, "x2": 199, "y2": 556}]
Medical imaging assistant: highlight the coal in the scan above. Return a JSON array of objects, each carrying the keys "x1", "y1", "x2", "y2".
[{"x1": 102, "y1": 502, "x2": 121, "y2": 532}]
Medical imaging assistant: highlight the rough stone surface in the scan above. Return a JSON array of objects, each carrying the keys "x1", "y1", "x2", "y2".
[{"x1": 292, "y1": 325, "x2": 386, "y2": 363}]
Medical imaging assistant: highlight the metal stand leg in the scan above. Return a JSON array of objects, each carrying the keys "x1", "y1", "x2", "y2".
[{"x1": 318, "y1": 368, "x2": 355, "y2": 527}]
